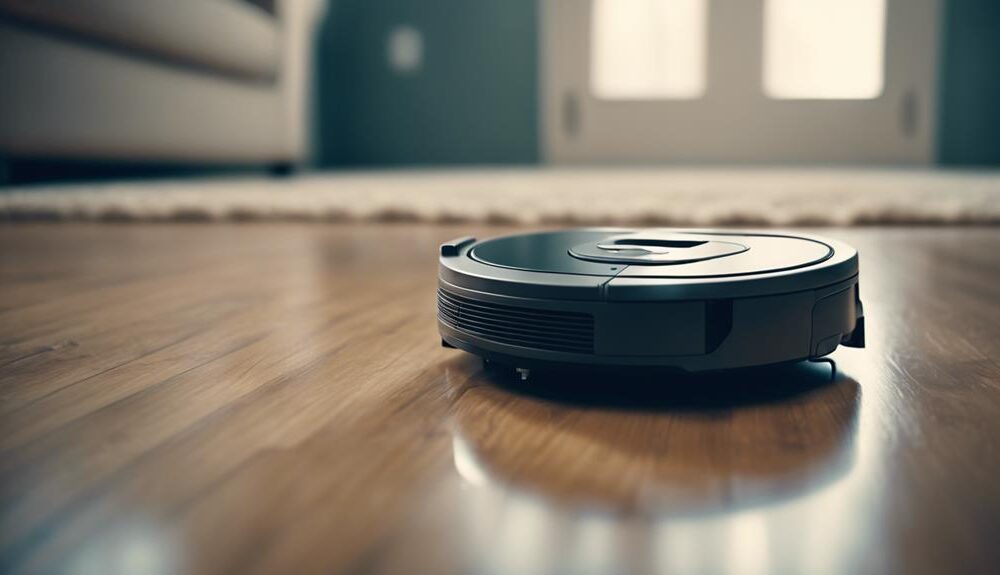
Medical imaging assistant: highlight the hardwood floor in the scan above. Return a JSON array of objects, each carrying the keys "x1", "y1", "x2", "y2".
[{"x1": 1, "y1": 223, "x2": 999, "y2": 575}]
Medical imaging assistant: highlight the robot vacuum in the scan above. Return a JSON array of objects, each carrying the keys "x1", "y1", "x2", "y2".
[{"x1": 438, "y1": 229, "x2": 865, "y2": 378}]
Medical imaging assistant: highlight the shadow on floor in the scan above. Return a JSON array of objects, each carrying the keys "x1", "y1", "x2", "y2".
[{"x1": 473, "y1": 356, "x2": 846, "y2": 412}]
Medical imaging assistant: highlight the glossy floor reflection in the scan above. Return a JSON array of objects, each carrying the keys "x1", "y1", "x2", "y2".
[
  {"x1": 451, "y1": 359, "x2": 860, "y2": 514},
  {"x1": 361, "y1": 354, "x2": 870, "y2": 575}
]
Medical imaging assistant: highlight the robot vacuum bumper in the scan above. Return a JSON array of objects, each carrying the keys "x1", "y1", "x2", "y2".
[{"x1": 438, "y1": 229, "x2": 864, "y2": 373}]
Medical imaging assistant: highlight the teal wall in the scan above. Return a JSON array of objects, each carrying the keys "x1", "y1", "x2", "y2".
[
  {"x1": 938, "y1": 0, "x2": 1000, "y2": 166},
  {"x1": 315, "y1": 1, "x2": 1000, "y2": 167},
  {"x1": 315, "y1": 0, "x2": 538, "y2": 166}
]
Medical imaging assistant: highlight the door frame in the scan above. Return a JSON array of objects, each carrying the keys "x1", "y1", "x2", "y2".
[{"x1": 541, "y1": 0, "x2": 941, "y2": 164}]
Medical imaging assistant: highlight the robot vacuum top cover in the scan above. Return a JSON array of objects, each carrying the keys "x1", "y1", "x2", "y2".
[{"x1": 439, "y1": 229, "x2": 864, "y2": 372}]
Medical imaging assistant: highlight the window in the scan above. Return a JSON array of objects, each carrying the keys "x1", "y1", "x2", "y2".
[
  {"x1": 590, "y1": 0, "x2": 707, "y2": 100},
  {"x1": 763, "y1": 0, "x2": 887, "y2": 99}
]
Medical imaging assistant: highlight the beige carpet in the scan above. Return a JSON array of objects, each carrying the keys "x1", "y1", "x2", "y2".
[{"x1": 3, "y1": 168, "x2": 1000, "y2": 226}]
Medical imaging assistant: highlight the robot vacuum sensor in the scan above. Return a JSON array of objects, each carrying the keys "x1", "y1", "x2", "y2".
[{"x1": 438, "y1": 229, "x2": 864, "y2": 376}]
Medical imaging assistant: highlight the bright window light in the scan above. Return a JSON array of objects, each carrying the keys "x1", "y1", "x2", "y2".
[
  {"x1": 764, "y1": 0, "x2": 886, "y2": 99},
  {"x1": 591, "y1": 0, "x2": 707, "y2": 100}
]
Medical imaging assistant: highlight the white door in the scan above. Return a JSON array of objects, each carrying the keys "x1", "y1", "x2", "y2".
[{"x1": 543, "y1": 0, "x2": 940, "y2": 164}]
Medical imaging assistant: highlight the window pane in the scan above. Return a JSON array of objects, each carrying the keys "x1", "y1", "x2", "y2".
[
  {"x1": 591, "y1": 0, "x2": 707, "y2": 100},
  {"x1": 764, "y1": 0, "x2": 886, "y2": 99}
]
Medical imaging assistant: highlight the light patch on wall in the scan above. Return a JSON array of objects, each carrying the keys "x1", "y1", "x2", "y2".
[
  {"x1": 387, "y1": 25, "x2": 423, "y2": 74},
  {"x1": 590, "y1": 0, "x2": 707, "y2": 100},
  {"x1": 764, "y1": 0, "x2": 886, "y2": 99}
]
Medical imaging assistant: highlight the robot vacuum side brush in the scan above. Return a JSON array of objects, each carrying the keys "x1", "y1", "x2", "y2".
[{"x1": 438, "y1": 229, "x2": 864, "y2": 377}]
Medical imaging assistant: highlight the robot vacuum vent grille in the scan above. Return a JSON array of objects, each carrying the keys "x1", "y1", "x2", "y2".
[{"x1": 437, "y1": 289, "x2": 595, "y2": 354}]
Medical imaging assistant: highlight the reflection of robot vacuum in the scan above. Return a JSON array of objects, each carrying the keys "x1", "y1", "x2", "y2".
[
  {"x1": 438, "y1": 229, "x2": 865, "y2": 378},
  {"x1": 446, "y1": 364, "x2": 861, "y2": 514}
]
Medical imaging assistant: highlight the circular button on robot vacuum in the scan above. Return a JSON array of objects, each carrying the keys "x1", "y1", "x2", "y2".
[
  {"x1": 439, "y1": 229, "x2": 864, "y2": 374},
  {"x1": 568, "y1": 230, "x2": 751, "y2": 265}
]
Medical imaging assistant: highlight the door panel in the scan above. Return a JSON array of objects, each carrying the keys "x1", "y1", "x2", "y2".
[{"x1": 543, "y1": 0, "x2": 940, "y2": 164}]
